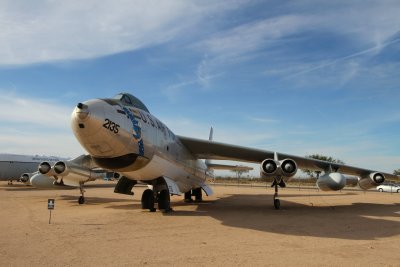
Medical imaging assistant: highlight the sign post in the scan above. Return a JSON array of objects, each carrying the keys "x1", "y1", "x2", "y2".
[{"x1": 48, "y1": 199, "x2": 55, "y2": 224}]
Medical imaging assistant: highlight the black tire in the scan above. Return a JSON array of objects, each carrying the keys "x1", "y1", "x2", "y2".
[
  {"x1": 78, "y1": 196, "x2": 85, "y2": 205},
  {"x1": 184, "y1": 191, "x2": 193, "y2": 202},
  {"x1": 193, "y1": 188, "x2": 203, "y2": 202},
  {"x1": 158, "y1": 189, "x2": 171, "y2": 211},
  {"x1": 274, "y1": 198, "x2": 280, "y2": 210},
  {"x1": 141, "y1": 189, "x2": 154, "y2": 210},
  {"x1": 397, "y1": 189, "x2": 400, "y2": 193},
  {"x1": 378, "y1": 188, "x2": 383, "y2": 192}
]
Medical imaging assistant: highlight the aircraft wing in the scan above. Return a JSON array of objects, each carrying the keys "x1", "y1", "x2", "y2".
[{"x1": 177, "y1": 135, "x2": 399, "y2": 180}]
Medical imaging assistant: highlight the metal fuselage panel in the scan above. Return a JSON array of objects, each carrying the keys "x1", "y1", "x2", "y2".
[
  {"x1": 71, "y1": 99, "x2": 209, "y2": 191},
  {"x1": 0, "y1": 155, "x2": 63, "y2": 181},
  {"x1": 0, "y1": 162, "x2": 38, "y2": 180}
]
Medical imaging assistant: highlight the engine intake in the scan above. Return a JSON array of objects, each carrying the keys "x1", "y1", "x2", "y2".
[
  {"x1": 54, "y1": 161, "x2": 67, "y2": 175},
  {"x1": 20, "y1": 173, "x2": 31, "y2": 183},
  {"x1": 260, "y1": 158, "x2": 297, "y2": 178},
  {"x1": 38, "y1": 162, "x2": 57, "y2": 176},
  {"x1": 280, "y1": 159, "x2": 297, "y2": 176},
  {"x1": 261, "y1": 159, "x2": 278, "y2": 175}
]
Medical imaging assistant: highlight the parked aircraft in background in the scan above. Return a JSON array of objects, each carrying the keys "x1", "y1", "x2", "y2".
[
  {"x1": 43, "y1": 92, "x2": 398, "y2": 211},
  {"x1": 0, "y1": 154, "x2": 64, "y2": 184}
]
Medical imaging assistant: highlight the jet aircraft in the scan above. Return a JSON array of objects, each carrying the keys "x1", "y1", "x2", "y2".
[
  {"x1": 0, "y1": 154, "x2": 63, "y2": 184},
  {"x1": 40, "y1": 93, "x2": 399, "y2": 211}
]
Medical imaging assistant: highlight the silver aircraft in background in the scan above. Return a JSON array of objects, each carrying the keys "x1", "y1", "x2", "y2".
[
  {"x1": 0, "y1": 154, "x2": 105, "y2": 197},
  {"x1": 0, "y1": 154, "x2": 63, "y2": 184},
  {"x1": 40, "y1": 93, "x2": 399, "y2": 211}
]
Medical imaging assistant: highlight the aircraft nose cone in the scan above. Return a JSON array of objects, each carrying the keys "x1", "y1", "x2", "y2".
[
  {"x1": 71, "y1": 99, "x2": 122, "y2": 157},
  {"x1": 71, "y1": 99, "x2": 106, "y2": 135}
]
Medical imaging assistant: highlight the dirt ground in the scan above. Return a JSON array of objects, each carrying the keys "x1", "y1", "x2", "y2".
[{"x1": 0, "y1": 181, "x2": 399, "y2": 267}]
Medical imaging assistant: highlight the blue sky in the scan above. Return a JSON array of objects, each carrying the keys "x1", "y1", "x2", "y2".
[{"x1": 0, "y1": 0, "x2": 399, "y2": 176}]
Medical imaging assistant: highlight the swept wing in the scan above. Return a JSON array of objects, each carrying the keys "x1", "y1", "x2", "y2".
[{"x1": 177, "y1": 135, "x2": 398, "y2": 180}]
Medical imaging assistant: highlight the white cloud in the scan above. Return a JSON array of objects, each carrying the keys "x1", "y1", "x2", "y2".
[
  {"x1": 197, "y1": 15, "x2": 315, "y2": 60},
  {"x1": 0, "y1": 89, "x2": 84, "y2": 157},
  {"x1": 0, "y1": 90, "x2": 72, "y2": 129},
  {"x1": 194, "y1": 2, "x2": 400, "y2": 80},
  {"x1": 0, "y1": 131, "x2": 84, "y2": 157},
  {"x1": 0, "y1": 0, "x2": 242, "y2": 65}
]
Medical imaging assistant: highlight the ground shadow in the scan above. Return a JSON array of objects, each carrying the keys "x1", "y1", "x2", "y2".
[
  {"x1": 59, "y1": 195, "x2": 133, "y2": 206},
  {"x1": 169, "y1": 193, "x2": 400, "y2": 240}
]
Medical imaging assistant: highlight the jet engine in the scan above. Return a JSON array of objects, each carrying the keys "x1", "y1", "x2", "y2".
[
  {"x1": 260, "y1": 158, "x2": 297, "y2": 180},
  {"x1": 38, "y1": 161, "x2": 57, "y2": 176},
  {"x1": 52, "y1": 161, "x2": 104, "y2": 186},
  {"x1": 20, "y1": 173, "x2": 33, "y2": 183},
  {"x1": 358, "y1": 172, "x2": 385, "y2": 190}
]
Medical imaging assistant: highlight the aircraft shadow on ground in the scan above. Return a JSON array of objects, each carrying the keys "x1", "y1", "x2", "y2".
[
  {"x1": 58, "y1": 190, "x2": 400, "y2": 240},
  {"x1": 169, "y1": 194, "x2": 400, "y2": 240},
  {"x1": 4, "y1": 187, "x2": 75, "y2": 192},
  {"x1": 59, "y1": 195, "x2": 135, "y2": 206}
]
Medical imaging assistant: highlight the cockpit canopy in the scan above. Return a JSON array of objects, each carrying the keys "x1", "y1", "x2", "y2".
[{"x1": 113, "y1": 93, "x2": 150, "y2": 113}]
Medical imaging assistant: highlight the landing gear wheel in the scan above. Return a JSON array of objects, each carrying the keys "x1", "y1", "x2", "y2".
[
  {"x1": 78, "y1": 196, "x2": 85, "y2": 205},
  {"x1": 158, "y1": 189, "x2": 172, "y2": 212},
  {"x1": 272, "y1": 178, "x2": 282, "y2": 210},
  {"x1": 141, "y1": 189, "x2": 155, "y2": 211},
  {"x1": 193, "y1": 188, "x2": 203, "y2": 202},
  {"x1": 78, "y1": 182, "x2": 86, "y2": 205},
  {"x1": 184, "y1": 191, "x2": 193, "y2": 203},
  {"x1": 273, "y1": 197, "x2": 280, "y2": 210}
]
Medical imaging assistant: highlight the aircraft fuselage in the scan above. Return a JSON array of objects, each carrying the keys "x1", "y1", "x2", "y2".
[{"x1": 71, "y1": 95, "x2": 210, "y2": 193}]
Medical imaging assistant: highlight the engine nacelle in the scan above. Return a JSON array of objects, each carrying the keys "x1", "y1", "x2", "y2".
[
  {"x1": 38, "y1": 161, "x2": 57, "y2": 176},
  {"x1": 358, "y1": 172, "x2": 385, "y2": 190},
  {"x1": 260, "y1": 158, "x2": 297, "y2": 179},
  {"x1": 317, "y1": 172, "x2": 346, "y2": 191},
  {"x1": 53, "y1": 161, "x2": 104, "y2": 186},
  {"x1": 261, "y1": 159, "x2": 278, "y2": 176},
  {"x1": 280, "y1": 159, "x2": 297, "y2": 177},
  {"x1": 20, "y1": 173, "x2": 33, "y2": 183}
]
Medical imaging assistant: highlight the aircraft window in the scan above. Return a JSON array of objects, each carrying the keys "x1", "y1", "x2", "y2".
[
  {"x1": 121, "y1": 95, "x2": 133, "y2": 105},
  {"x1": 113, "y1": 93, "x2": 150, "y2": 113}
]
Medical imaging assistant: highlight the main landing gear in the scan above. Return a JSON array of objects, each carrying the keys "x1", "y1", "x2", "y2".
[
  {"x1": 271, "y1": 177, "x2": 286, "y2": 210},
  {"x1": 184, "y1": 188, "x2": 203, "y2": 203},
  {"x1": 78, "y1": 182, "x2": 85, "y2": 204},
  {"x1": 141, "y1": 188, "x2": 172, "y2": 213}
]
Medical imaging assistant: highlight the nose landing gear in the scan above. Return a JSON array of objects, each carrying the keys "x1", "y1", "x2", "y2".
[{"x1": 271, "y1": 177, "x2": 286, "y2": 210}]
